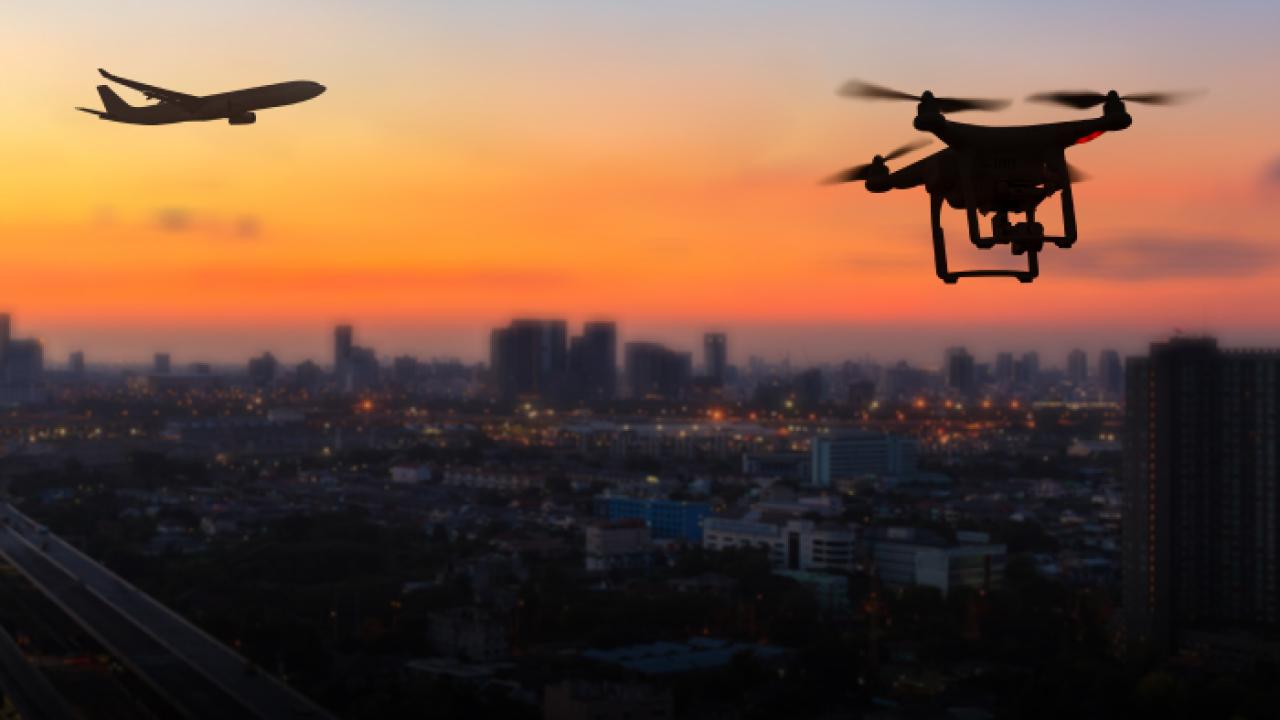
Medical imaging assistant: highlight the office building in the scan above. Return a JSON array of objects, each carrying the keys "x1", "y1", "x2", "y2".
[
  {"x1": 1098, "y1": 349, "x2": 1123, "y2": 397},
  {"x1": 994, "y1": 352, "x2": 1015, "y2": 384},
  {"x1": 702, "y1": 515, "x2": 856, "y2": 572},
  {"x1": 1067, "y1": 348, "x2": 1088, "y2": 384},
  {"x1": 347, "y1": 346, "x2": 380, "y2": 391},
  {"x1": 334, "y1": 324, "x2": 353, "y2": 379},
  {"x1": 68, "y1": 351, "x2": 85, "y2": 376},
  {"x1": 247, "y1": 352, "x2": 278, "y2": 386},
  {"x1": 490, "y1": 319, "x2": 568, "y2": 400},
  {"x1": 624, "y1": 342, "x2": 692, "y2": 401},
  {"x1": 704, "y1": 332, "x2": 727, "y2": 386},
  {"x1": 3, "y1": 339, "x2": 43, "y2": 387},
  {"x1": 1015, "y1": 351, "x2": 1040, "y2": 385},
  {"x1": 295, "y1": 360, "x2": 323, "y2": 390},
  {"x1": 153, "y1": 352, "x2": 171, "y2": 375},
  {"x1": 945, "y1": 346, "x2": 976, "y2": 396},
  {"x1": 594, "y1": 496, "x2": 710, "y2": 542},
  {"x1": 392, "y1": 355, "x2": 419, "y2": 386},
  {"x1": 810, "y1": 432, "x2": 917, "y2": 487},
  {"x1": 869, "y1": 527, "x2": 1006, "y2": 596},
  {"x1": 0, "y1": 313, "x2": 9, "y2": 368},
  {"x1": 585, "y1": 519, "x2": 651, "y2": 572},
  {"x1": 568, "y1": 321, "x2": 617, "y2": 401},
  {"x1": 1123, "y1": 338, "x2": 1280, "y2": 662}
]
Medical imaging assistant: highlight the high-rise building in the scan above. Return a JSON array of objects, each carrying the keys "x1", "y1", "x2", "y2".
[
  {"x1": 945, "y1": 346, "x2": 976, "y2": 396},
  {"x1": 1015, "y1": 351, "x2": 1040, "y2": 385},
  {"x1": 624, "y1": 342, "x2": 692, "y2": 401},
  {"x1": 1099, "y1": 349, "x2": 1123, "y2": 397},
  {"x1": 0, "y1": 313, "x2": 9, "y2": 369},
  {"x1": 490, "y1": 319, "x2": 568, "y2": 400},
  {"x1": 1123, "y1": 338, "x2": 1280, "y2": 662},
  {"x1": 348, "y1": 346, "x2": 380, "y2": 391},
  {"x1": 295, "y1": 360, "x2": 323, "y2": 390},
  {"x1": 153, "y1": 352, "x2": 171, "y2": 375},
  {"x1": 704, "y1": 332, "x2": 727, "y2": 386},
  {"x1": 1067, "y1": 348, "x2": 1088, "y2": 384},
  {"x1": 69, "y1": 351, "x2": 85, "y2": 376},
  {"x1": 334, "y1": 324, "x2": 354, "y2": 379},
  {"x1": 811, "y1": 432, "x2": 918, "y2": 487},
  {"x1": 3, "y1": 340, "x2": 43, "y2": 386},
  {"x1": 994, "y1": 352, "x2": 1015, "y2": 384},
  {"x1": 393, "y1": 355, "x2": 419, "y2": 386},
  {"x1": 568, "y1": 321, "x2": 617, "y2": 402},
  {"x1": 247, "y1": 352, "x2": 278, "y2": 386}
]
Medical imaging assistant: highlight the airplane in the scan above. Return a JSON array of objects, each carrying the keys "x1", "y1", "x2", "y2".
[
  {"x1": 825, "y1": 80, "x2": 1195, "y2": 284},
  {"x1": 77, "y1": 68, "x2": 325, "y2": 126}
]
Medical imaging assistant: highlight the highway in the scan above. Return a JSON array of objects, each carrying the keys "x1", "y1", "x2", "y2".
[
  {"x1": 0, "y1": 503, "x2": 334, "y2": 719},
  {"x1": 0, "y1": 622, "x2": 75, "y2": 720}
]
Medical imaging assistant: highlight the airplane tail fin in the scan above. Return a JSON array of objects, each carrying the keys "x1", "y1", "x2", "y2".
[{"x1": 96, "y1": 84, "x2": 133, "y2": 115}]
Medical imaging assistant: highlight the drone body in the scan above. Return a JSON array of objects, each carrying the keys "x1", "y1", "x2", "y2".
[{"x1": 829, "y1": 82, "x2": 1188, "y2": 283}]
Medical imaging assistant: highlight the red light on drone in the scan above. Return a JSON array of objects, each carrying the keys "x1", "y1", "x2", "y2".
[{"x1": 1075, "y1": 130, "x2": 1105, "y2": 145}]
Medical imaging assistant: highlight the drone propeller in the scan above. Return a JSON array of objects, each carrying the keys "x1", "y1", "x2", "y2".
[
  {"x1": 839, "y1": 80, "x2": 1010, "y2": 113},
  {"x1": 1066, "y1": 163, "x2": 1090, "y2": 183},
  {"x1": 822, "y1": 139, "x2": 930, "y2": 184},
  {"x1": 1026, "y1": 89, "x2": 1201, "y2": 109}
]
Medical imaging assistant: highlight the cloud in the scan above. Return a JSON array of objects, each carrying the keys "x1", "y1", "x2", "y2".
[
  {"x1": 155, "y1": 207, "x2": 193, "y2": 232},
  {"x1": 1266, "y1": 157, "x2": 1280, "y2": 186},
  {"x1": 1053, "y1": 235, "x2": 1279, "y2": 281},
  {"x1": 154, "y1": 207, "x2": 261, "y2": 240}
]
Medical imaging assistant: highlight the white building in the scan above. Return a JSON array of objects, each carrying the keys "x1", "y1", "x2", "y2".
[
  {"x1": 442, "y1": 468, "x2": 543, "y2": 492},
  {"x1": 585, "y1": 520, "x2": 651, "y2": 572},
  {"x1": 701, "y1": 514, "x2": 856, "y2": 572},
  {"x1": 390, "y1": 464, "x2": 433, "y2": 484},
  {"x1": 870, "y1": 528, "x2": 1005, "y2": 596}
]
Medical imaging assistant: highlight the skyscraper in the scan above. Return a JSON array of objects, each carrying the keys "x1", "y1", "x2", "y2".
[
  {"x1": 1015, "y1": 351, "x2": 1040, "y2": 386},
  {"x1": 704, "y1": 332, "x2": 727, "y2": 387},
  {"x1": 1067, "y1": 348, "x2": 1088, "y2": 385},
  {"x1": 994, "y1": 352, "x2": 1015, "y2": 385},
  {"x1": 1123, "y1": 338, "x2": 1280, "y2": 662},
  {"x1": 69, "y1": 351, "x2": 85, "y2": 376},
  {"x1": 1098, "y1": 349, "x2": 1123, "y2": 398},
  {"x1": 3, "y1": 340, "x2": 42, "y2": 387},
  {"x1": 153, "y1": 353, "x2": 171, "y2": 375},
  {"x1": 568, "y1": 321, "x2": 617, "y2": 402},
  {"x1": 490, "y1": 319, "x2": 568, "y2": 400},
  {"x1": 334, "y1": 324, "x2": 354, "y2": 379},
  {"x1": 0, "y1": 312, "x2": 9, "y2": 370},
  {"x1": 624, "y1": 342, "x2": 692, "y2": 401},
  {"x1": 247, "y1": 352, "x2": 278, "y2": 386},
  {"x1": 945, "y1": 346, "x2": 976, "y2": 396}
]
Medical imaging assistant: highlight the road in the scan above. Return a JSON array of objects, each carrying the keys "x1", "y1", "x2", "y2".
[
  {"x1": 0, "y1": 622, "x2": 75, "y2": 720},
  {"x1": 0, "y1": 503, "x2": 333, "y2": 719}
]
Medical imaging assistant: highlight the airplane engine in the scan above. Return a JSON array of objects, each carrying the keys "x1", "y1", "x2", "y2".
[{"x1": 228, "y1": 112, "x2": 257, "y2": 125}]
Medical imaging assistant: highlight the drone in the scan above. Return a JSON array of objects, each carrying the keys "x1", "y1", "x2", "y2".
[{"x1": 827, "y1": 81, "x2": 1195, "y2": 283}]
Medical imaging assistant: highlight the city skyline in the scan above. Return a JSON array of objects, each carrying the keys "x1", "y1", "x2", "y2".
[
  {"x1": 0, "y1": 311, "x2": 1246, "y2": 371},
  {"x1": 4, "y1": 2, "x2": 1280, "y2": 352}
]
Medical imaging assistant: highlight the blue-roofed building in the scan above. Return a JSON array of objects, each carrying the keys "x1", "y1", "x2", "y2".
[{"x1": 594, "y1": 496, "x2": 711, "y2": 542}]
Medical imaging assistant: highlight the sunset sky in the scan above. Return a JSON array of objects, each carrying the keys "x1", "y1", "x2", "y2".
[{"x1": 3, "y1": 1, "x2": 1279, "y2": 366}]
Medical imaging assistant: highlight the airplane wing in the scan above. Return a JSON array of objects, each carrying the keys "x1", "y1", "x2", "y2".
[{"x1": 98, "y1": 68, "x2": 203, "y2": 110}]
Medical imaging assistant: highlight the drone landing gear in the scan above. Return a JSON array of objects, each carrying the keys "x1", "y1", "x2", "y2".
[{"x1": 930, "y1": 193, "x2": 1039, "y2": 284}]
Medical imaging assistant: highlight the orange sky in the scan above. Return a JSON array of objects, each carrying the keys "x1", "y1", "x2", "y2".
[{"x1": 2, "y1": 2, "x2": 1279, "y2": 364}]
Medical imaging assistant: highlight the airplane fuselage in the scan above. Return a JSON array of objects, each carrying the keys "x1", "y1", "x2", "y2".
[{"x1": 90, "y1": 80, "x2": 325, "y2": 125}]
